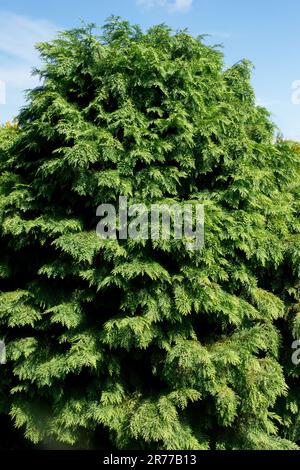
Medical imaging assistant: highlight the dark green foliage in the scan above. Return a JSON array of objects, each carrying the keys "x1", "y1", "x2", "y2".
[
  {"x1": 1, "y1": 17, "x2": 300, "y2": 450},
  {"x1": 270, "y1": 141, "x2": 300, "y2": 445}
]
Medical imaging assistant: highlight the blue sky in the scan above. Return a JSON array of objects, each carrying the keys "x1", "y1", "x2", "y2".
[{"x1": 0, "y1": 0, "x2": 300, "y2": 140}]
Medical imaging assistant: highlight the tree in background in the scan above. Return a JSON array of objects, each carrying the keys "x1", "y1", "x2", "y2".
[{"x1": 0, "y1": 17, "x2": 300, "y2": 450}]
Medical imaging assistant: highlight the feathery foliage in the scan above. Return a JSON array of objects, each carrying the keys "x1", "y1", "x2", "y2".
[{"x1": 1, "y1": 17, "x2": 300, "y2": 450}]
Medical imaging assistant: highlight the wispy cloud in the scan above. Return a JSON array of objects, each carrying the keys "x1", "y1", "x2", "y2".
[
  {"x1": 137, "y1": 0, "x2": 193, "y2": 13},
  {"x1": 0, "y1": 12, "x2": 58, "y2": 61},
  {"x1": 169, "y1": 0, "x2": 193, "y2": 12},
  {"x1": 0, "y1": 12, "x2": 59, "y2": 122}
]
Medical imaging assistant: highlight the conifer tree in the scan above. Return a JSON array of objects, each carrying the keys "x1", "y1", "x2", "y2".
[
  {"x1": 271, "y1": 140, "x2": 300, "y2": 446},
  {"x1": 0, "y1": 17, "x2": 300, "y2": 450}
]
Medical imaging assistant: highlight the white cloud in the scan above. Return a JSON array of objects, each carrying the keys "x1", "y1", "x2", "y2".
[
  {"x1": 0, "y1": 12, "x2": 58, "y2": 62},
  {"x1": 0, "y1": 12, "x2": 59, "y2": 122},
  {"x1": 137, "y1": 0, "x2": 193, "y2": 13},
  {"x1": 168, "y1": 0, "x2": 193, "y2": 12}
]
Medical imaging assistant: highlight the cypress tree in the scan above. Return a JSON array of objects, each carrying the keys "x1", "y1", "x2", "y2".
[
  {"x1": 271, "y1": 141, "x2": 300, "y2": 445},
  {"x1": 0, "y1": 17, "x2": 299, "y2": 450}
]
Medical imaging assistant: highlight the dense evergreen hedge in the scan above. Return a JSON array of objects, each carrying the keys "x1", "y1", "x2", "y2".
[{"x1": 1, "y1": 18, "x2": 300, "y2": 450}]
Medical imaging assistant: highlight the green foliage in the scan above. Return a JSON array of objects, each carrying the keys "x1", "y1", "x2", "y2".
[{"x1": 0, "y1": 17, "x2": 300, "y2": 450}]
